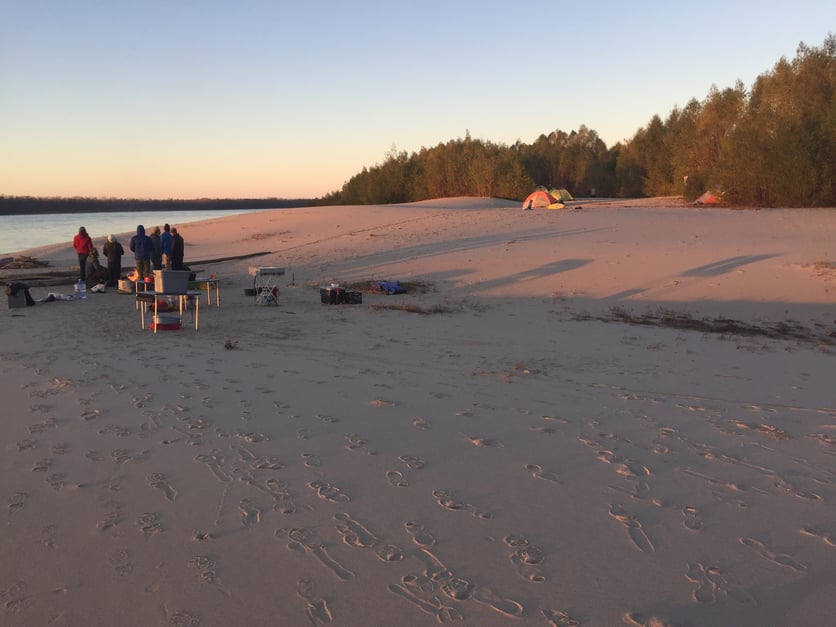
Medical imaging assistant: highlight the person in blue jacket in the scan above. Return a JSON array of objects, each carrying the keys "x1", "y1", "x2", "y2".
[
  {"x1": 161, "y1": 223, "x2": 173, "y2": 269},
  {"x1": 129, "y1": 225, "x2": 154, "y2": 281}
]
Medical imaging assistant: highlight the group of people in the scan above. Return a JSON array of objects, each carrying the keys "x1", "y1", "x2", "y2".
[{"x1": 72, "y1": 223, "x2": 186, "y2": 288}]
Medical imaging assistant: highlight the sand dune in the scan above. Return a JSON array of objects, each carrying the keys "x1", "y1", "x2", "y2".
[{"x1": 1, "y1": 198, "x2": 835, "y2": 626}]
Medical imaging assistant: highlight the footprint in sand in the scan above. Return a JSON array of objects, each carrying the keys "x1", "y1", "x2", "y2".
[
  {"x1": 432, "y1": 489, "x2": 465, "y2": 511},
  {"x1": 280, "y1": 528, "x2": 356, "y2": 581},
  {"x1": 503, "y1": 534, "x2": 546, "y2": 583},
  {"x1": 334, "y1": 512, "x2": 404, "y2": 561},
  {"x1": 297, "y1": 428, "x2": 313, "y2": 440},
  {"x1": 0, "y1": 580, "x2": 28, "y2": 615},
  {"x1": 333, "y1": 512, "x2": 377, "y2": 548},
  {"x1": 404, "y1": 521, "x2": 436, "y2": 547},
  {"x1": 411, "y1": 418, "x2": 430, "y2": 429},
  {"x1": 685, "y1": 562, "x2": 756, "y2": 605},
  {"x1": 524, "y1": 463, "x2": 560, "y2": 482},
  {"x1": 302, "y1": 452, "x2": 322, "y2": 468},
  {"x1": 80, "y1": 408, "x2": 100, "y2": 421},
  {"x1": 398, "y1": 454, "x2": 426, "y2": 470},
  {"x1": 251, "y1": 456, "x2": 284, "y2": 470},
  {"x1": 111, "y1": 449, "x2": 133, "y2": 465},
  {"x1": 266, "y1": 479, "x2": 296, "y2": 514},
  {"x1": 167, "y1": 609, "x2": 201, "y2": 627},
  {"x1": 315, "y1": 413, "x2": 340, "y2": 424},
  {"x1": 190, "y1": 554, "x2": 232, "y2": 598},
  {"x1": 529, "y1": 425, "x2": 557, "y2": 434},
  {"x1": 739, "y1": 536, "x2": 806, "y2": 573},
  {"x1": 46, "y1": 473, "x2": 67, "y2": 491},
  {"x1": 238, "y1": 498, "x2": 262, "y2": 528},
  {"x1": 97, "y1": 502, "x2": 123, "y2": 532},
  {"x1": 597, "y1": 450, "x2": 651, "y2": 479},
  {"x1": 16, "y1": 438, "x2": 38, "y2": 452},
  {"x1": 32, "y1": 458, "x2": 53, "y2": 472},
  {"x1": 388, "y1": 580, "x2": 463, "y2": 624},
  {"x1": 464, "y1": 435, "x2": 503, "y2": 447},
  {"x1": 622, "y1": 611, "x2": 674, "y2": 626},
  {"x1": 685, "y1": 562, "x2": 716, "y2": 603},
  {"x1": 542, "y1": 608, "x2": 580, "y2": 626},
  {"x1": 297, "y1": 578, "x2": 334, "y2": 624},
  {"x1": 28, "y1": 418, "x2": 57, "y2": 433},
  {"x1": 237, "y1": 431, "x2": 269, "y2": 444},
  {"x1": 147, "y1": 473, "x2": 178, "y2": 502},
  {"x1": 108, "y1": 547, "x2": 134, "y2": 577},
  {"x1": 194, "y1": 451, "x2": 230, "y2": 481},
  {"x1": 385, "y1": 470, "x2": 409, "y2": 488},
  {"x1": 432, "y1": 488, "x2": 492, "y2": 520},
  {"x1": 40, "y1": 524, "x2": 58, "y2": 549},
  {"x1": 7, "y1": 492, "x2": 29, "y2": 518},
  {"x1": 473, "y1": 585, "x2": 525, "y2": 618},
  {"x1": 137, "y1": 512, "x2": 162, "y2": 538},
  {"x1": 308, "y1": 480, "x2": 350, "y2": 503},
  {"x1": 800, "y1": 525, "x2": 836, "y2": 548},
  {"x1": 345, "y1": 433, "x2": 376, "y2": 455},
  {"x1": 681, "y1": 506, "x2": 703, "y2": 531},
  {"x1": 608, "y1": 504, "x2": 655, "y2": 553}
]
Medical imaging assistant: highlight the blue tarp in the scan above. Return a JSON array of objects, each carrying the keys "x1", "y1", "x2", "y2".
[{"x1": 377, "y1": 280, "x2": 405, "y2": 295}]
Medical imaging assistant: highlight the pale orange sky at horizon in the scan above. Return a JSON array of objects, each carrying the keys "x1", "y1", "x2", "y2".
[{"x1": 2, "y1": 2, "x2": 833, "y2": 200}]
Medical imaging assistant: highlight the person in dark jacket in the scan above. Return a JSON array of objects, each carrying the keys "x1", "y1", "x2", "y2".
[
  {"x1": 85, "y1": 249, "x2": 109, "y2": 287},
  {"x1": 150, "y1": 226, "x2": 163, "y2": 271},
  {"x1": 171, "y1": 227, "x2": 185, "y2": 270},
  {"x1": 102, "y1": 234, "x2": 124, "y2": 288},
  {"x1": 161, "y1": 223, "x2": 173, "y2": 269},
  {"x1": 72, "y1": 226, "x2": 93, "y2": 281},
  {"x1": 129, "y1": 225, "x2": 154, "y2": 281}
]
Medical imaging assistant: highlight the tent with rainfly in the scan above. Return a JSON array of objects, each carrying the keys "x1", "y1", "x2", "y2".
[
  {"x1": 549, "y1": 188, "x2": 574, "y2": 202},
  {"x1": 522, "y1": 190, "x2": 557, "y2": 209},
  {"x1": 693, "y1": 189, "x2": 724, "y2": 205}
]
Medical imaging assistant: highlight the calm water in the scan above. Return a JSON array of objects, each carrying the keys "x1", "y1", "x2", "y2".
[{"x1": 0, "y1": 208, "x2": 275, "y2": 256}]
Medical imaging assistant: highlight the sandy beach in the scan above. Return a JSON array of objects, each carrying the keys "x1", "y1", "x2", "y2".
[{"x1": 2, "y1": 197, "x2": 835, "y2": 626}]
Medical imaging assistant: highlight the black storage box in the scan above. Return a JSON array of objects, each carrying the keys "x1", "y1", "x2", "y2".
[
  {"x1": 345, "y1": 291, "x2": 362, "y2": 304},
  {"x1": 320, "y1": 286, "x2": 346, "y2": 304},
  {"x1": 6, "y1": 282, "x2": 34, "y2": 308}
]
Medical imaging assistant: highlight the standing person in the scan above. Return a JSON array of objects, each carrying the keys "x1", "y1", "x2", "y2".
[
  {"x1": 129, "y1": 225, "x2": 154, "y2": 281},
  {"x1": 102, "y1": 234, "x2": 124, "y2": 288},
  {"x1": 161, "y1": 223, "x2": 173, "y2": 270},
  {"x1": 150, "y1": 226, "x2": 163, "y2": 271},
  {"x1": 72, "y1": 226, "x2": 93, "y2": 281},
  {"x1": 171, "y1": 227, "x2": 185, "y2": 270}
]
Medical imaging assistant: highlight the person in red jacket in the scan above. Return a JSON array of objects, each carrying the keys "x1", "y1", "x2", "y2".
[{"x1": 73, "y1": 226, "x2": 94, "y2": 281}]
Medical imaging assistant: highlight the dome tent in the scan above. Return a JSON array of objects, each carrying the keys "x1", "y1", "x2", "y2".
[{"x1": 522, "y1": 189, "x2": 557, "y2": 209}]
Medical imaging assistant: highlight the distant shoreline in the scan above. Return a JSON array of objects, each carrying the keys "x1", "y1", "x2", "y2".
[{"x1": 0, "y1": 197, "x2": 314, "y2": 216}]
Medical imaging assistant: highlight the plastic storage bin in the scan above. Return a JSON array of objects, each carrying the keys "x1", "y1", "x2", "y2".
[{"x1": 154, "y1": 270, "x2": 191, "y2": 293}]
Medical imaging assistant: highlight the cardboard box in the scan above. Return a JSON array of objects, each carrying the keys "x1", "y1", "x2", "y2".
[{"x1": 154, "y1": 270, "x2": 191, "y2": 294}]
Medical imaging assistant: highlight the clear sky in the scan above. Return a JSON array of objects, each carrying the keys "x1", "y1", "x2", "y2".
[{"x1": 1, "y1": 1, "x2": 833, "y2": 200}]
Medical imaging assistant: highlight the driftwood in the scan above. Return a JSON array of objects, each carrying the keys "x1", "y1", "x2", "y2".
[{"x1": 0, "y1": 255, "x2": 51, "y2": 269}]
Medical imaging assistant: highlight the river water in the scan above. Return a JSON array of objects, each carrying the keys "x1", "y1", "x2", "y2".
[{"x1": 0, "y1": 208, "x2": 274, "y2": 256}]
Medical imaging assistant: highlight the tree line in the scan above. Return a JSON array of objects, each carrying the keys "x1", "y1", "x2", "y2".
[
  {"x1": 3, "y1": 35, "x2": 832, "y2": 212},
  {"x1": 323, "y1": 34, "x2": 834, "y2": 208}
]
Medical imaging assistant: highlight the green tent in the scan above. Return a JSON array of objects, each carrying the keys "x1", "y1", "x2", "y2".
[{"x1": 549, "y1": 188, "x2": 574, "y2": 202}]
